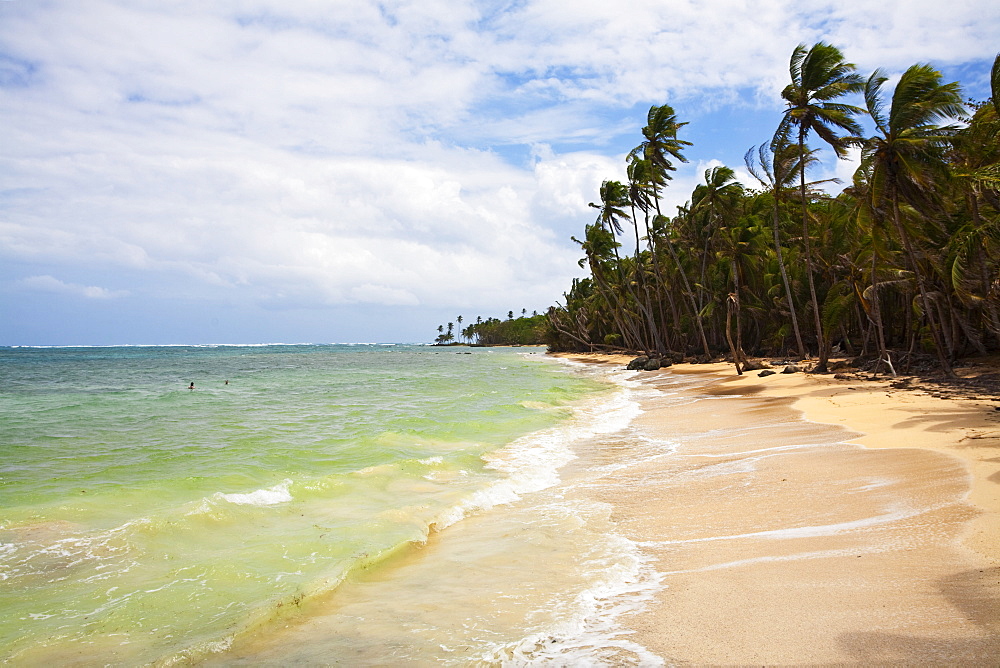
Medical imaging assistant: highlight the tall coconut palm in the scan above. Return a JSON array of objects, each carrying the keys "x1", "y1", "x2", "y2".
[
  {"x1": 859, "y1": 63, "x2": 965, "y2": 375},
  {"x1": 629, "y1": 105, "x2": 710, "y2": 356},
  {"x1": 624, "y1": 158, "x2": 668, "y2": 352},
  {"x1": 778, "y1": 42, "x2": 865, "y2": 371},
  {"x1": 690, "y1": 165, "x2": 745, "y2": 309},
  {"x1": 629, "y1": 104, "x2": 692, "y2": 186},
  {"x1": 572, "y1": 222, "x2": 644, "y2": 350},
  {"x1": 745, "y1": 128, "x2": 811, "y2": 357},
  {"x1": 588, "y1": 180, "x2": 650, "y2": 349},
  {"x1": 693, "y1": 167, "x2": 747, "y2": 372},
  {"x1": 945, "y1": 77, "x2": 1000, "y2": 340}
]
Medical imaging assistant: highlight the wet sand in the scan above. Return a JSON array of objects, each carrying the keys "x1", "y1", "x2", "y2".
[{"x1": 560, "y1": 354, "x2": 1000, "y2": 664}]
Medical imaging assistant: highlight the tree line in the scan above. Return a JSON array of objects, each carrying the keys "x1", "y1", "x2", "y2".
[
  {"x1": 434, "y1": 310, "x2": 546, "y2": 345},
  {"x1": 546, "y1": 44, "x2": 1000, "y2": 378}
]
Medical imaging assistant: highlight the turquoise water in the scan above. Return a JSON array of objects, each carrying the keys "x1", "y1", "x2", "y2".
[{"x1": 0, "y1": 344, "x2": 626, "y2": 664}]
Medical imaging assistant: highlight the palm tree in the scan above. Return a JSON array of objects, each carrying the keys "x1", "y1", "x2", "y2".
[
  {"x1": 745, "y1": 129, "x2": 810, "y2": 357},
  {"x1": 624, "y1": 158, "x2": 668, "y2": 352},
  {"x1": 629, "y1": 104, "x2": 692, "y2": 185},
  {"x1": 690, "y1": 165, "x2": 744, "y2": 311},
  {"x1": 778, "y1": 42, "x2": 864, "y2": 371},
  {"x1": 859, "y1": 63, "x2": 965, "y2": 375},
  {"x1": 590, "y1": 179, "x2": 654, "y2": 349},
  {"x1": 629, "y1": 105, "x2": 710, "y2": 356},
  {"x1": 571, "y1": 224, "x2": 643, "y2": 349},
  {"x1": 944, "y1": 80, "x2": 1000, "y2": 342}
]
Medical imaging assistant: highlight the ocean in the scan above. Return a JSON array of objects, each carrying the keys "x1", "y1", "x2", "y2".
[{"x1": 0, "y1": 344, "x2": 669, "y2": 665}]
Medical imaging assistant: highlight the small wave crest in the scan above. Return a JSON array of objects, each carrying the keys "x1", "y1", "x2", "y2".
[
  {"x1": 184, "y1": 481, "x2": 295, "y2": 516},
  {"x1": 480, "y1": 523, "x2": 664, "y2": 666},
  {"x1": 217, "y1": 480, "x2": 294, "y2": 506},
  {"x1": 429, "y1": 374, "x2": 643, "y2": 530}
]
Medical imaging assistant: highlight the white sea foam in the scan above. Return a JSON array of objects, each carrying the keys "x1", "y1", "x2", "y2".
[
  {"x1": 661, "y1": 546, "x2": 886, "y2": 575},
  {"x1": 431, "y1": 376, "x2": 642, "y2": 530},
  {"x1": 480, "y1": 510, "x2": 665, "y2": 667},
  {"x1": 218, "y1": 480, "x2": 293, "y2": 506},
  {"x1": 641, "y1": 502, "x2": 930, "y2": 547}
]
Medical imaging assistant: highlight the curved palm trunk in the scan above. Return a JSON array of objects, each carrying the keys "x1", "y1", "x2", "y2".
[
  {"x1": 968, "y1": 192, "x2": 1000, "y2": 340},
  {"x1": 630, "y1": 205, "x2": 666, "y2": 353},
  {"x1": 891, "y1": 196, "x2": 954, "y2": 377},
  {"x1": 734, "y1": 260, "x2": 745, "y2": 364},
  {"x1": 799, "y1": 129, "x2": 828, "y2": 371},
  {"x1": 725, "y1": 292, "x2": 743, "y2": 375},
  {"x1": 663, "y1": 236, "x2": 711, "y2": 357},
  {"x1": 869, "y1": 243, "x2": 890, "y2": 374},
  {"x1": 651, "y1": 195, "x2": 711, "y2": 357},
  {"x1": 605, "y1": 231, "x2": 650, "y2": 351},
  {"x1": 771, "y1": 198, "x2": 807, "y2": 357},
  {"x1": 641, "y1": 210, "x2": 674, "y2": 354},
  {"x1": 588, "y1": 256, "x2": 644, "y2": 351}
]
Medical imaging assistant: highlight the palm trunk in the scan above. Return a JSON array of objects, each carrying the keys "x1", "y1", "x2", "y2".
[
  {"x1": 891, "y1": 196, "x2": 954, "y2": 377},
  {"x1": 632, "y1": 210, "x2": 665, "y2": 353},
  {"x1": 799, "y1": 130, "x2": 828, "y2": 371},
  {"x1": 725, "y1": 293, "x2": 743, "y2": 375},
  {"x1": 651, "y1": 193, "x2": 711, "y2": 357},
  {"x1": 732, "y1": 257, "x2": 746, "y2": 365},
  {"x1": 772, "y1": 196, "x2": 806, "y2": 357},
  {"x1": 606, "y1": 226, "x2": 650, "y2": 351},
  {"x1": 870, "y1": 242, "x2": 890, "y2": 373}
]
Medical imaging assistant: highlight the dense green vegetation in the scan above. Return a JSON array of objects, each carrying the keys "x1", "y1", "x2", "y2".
[
  {"x1": 546, "y1": 45, "x2": 1000, "y2": 377},
  {"x1": 433, "y1": 311, "x2": 547, "y2": 346}
]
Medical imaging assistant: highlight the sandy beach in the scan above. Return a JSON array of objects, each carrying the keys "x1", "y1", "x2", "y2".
[{"x1": 556, "y1": 353, "x2": 1000, "y2": 665}]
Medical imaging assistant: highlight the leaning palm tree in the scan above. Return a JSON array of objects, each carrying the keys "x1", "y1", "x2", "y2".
[
  {"x1": 629, "y1": 104, "x2": 692, "y2": 186},
  {"x1": 572, "y1": 223, "x2": 644, "y2": 349},
  {"x1": 629, "y1": 105, "x2": 710, "y2": 356},
  {"x1": 690, "y1": 165, "x2": 744, "y2": 311},
  {"x1": 778, "y1": 42, "x2": 865, "y2": 371},
  {"x1": 589, "y1": 180, "x2": 652, "y2": 349},
  {"x1": 859, "y1": 63, "x2": 965, "y2": 376},
  {"x1": 691, "y1": 166, "x2": 746, "y2": 372},
  {"x1": 625, "y1": 157, "x2": 669, "y2": 352},
  {"x1": 745, "y1": 128, "x2": 811, "y2": 357}
]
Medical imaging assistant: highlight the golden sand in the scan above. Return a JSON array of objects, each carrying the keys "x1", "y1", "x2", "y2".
[{"x1": 556, "y1": 353, "x2": 1000, "y2": 664}]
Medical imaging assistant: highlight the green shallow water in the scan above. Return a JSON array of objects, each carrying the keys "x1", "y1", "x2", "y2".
[{"x1": 0, "y1": 344, "x2": 612, "y2": 664}]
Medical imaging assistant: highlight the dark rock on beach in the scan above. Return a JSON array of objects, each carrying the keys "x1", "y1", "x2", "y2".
[
  {"x1": 759, "y1": 369, "x2": 776, "y2": 377},
  {"x1": 627, "y1": 356, "x2": 649, "y2": 371},
  {"x1": 626, "y1": 355, "x2": 670, "y2": 371}
]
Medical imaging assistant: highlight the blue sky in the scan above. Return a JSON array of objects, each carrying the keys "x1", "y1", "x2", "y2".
[{"x1": 1, "y1": 0, "x2": 998, "y2": 345}]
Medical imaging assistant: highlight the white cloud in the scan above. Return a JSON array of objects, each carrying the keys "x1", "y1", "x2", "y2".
[
  {"x1": 0, "y1": 0, "x2": 996, "y2": 342},
  {"x1": 16, "y1": 275, "x2": 129, "y2": 300}
]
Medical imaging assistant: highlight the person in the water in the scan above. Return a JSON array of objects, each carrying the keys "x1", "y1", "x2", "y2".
[{"x1": 188, "y1": 382, "x2": 195, "y2": 390}]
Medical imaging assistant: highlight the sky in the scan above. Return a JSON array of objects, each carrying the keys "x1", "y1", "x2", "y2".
[{"x1": 1, "y1": 0, "x2": 998, "y2": 345}]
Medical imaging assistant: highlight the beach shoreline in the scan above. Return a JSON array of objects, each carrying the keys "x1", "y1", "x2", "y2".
[{"x1": 552, "y1": 352, "x2": 1000, "y2": 664}]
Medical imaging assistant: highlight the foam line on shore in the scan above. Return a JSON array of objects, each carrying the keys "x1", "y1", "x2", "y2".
[
  {"x1": 640, "y1": 502, "x2": 932, "y2": 546},
  {"x1": 550, "y1": 352, "x2": 1000, "y2": 664}
]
